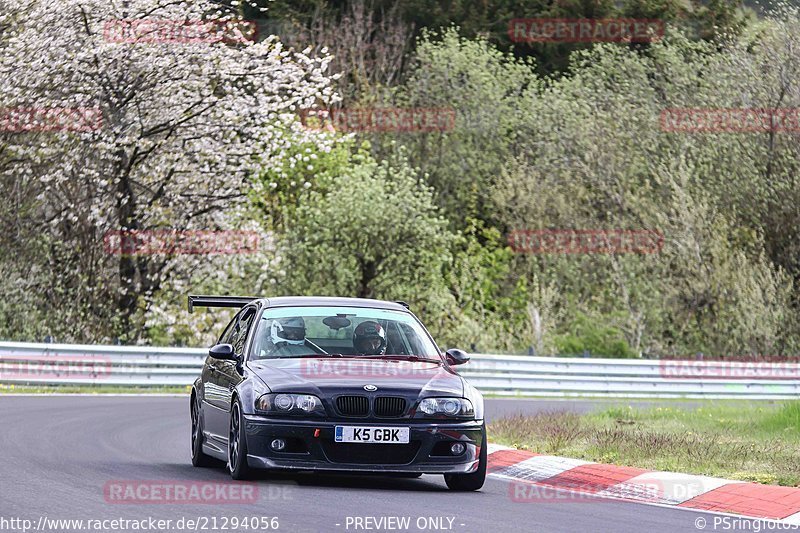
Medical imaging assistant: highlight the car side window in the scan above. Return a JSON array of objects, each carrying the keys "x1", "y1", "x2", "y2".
[
  {"x1": 218, "y1": 314, "x2": 239, "y2": 345},
  {"x1": 231, "y1": 308, "x2": 256, "y2": 356}
]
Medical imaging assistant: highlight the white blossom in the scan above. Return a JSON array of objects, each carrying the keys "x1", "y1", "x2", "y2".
[{"x1": 0, "y1": 0, "x2": 340, "y2": 342}]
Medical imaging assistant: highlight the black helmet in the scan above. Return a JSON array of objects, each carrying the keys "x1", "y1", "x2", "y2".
[{"x1": 353, "y1": 321, "x2": 387, "y2": 355}]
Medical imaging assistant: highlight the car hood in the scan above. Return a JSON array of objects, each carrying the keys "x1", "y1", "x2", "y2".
[{"x1": 248, "y1": 357, "x2": 465, "y2": 397}]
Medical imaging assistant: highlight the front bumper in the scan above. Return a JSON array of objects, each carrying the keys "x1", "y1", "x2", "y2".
[{"x1": 243, "y1": 415, "x2": 484, "y2": 474}]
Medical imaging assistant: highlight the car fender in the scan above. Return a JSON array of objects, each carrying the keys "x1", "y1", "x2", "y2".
[
  {"x1": 462, "y1": 378, "x2": 485, "y2": 421},
  {"x1": 235, "y1": 370, "x2": 271, "y2": 415},
  {"x1": 191, "y1": 377, "x2": 203, "y2": 405}
]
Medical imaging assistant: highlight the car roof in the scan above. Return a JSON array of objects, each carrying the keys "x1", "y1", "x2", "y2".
[{"x1": 257, "y1": 296, "x2": 409, "y2": 312}]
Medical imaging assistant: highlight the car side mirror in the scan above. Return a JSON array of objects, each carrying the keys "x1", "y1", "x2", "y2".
[
  {"x1": 209, "y1": 343, "x2": 236, "y2": 361},
  {"x1": 445, "y1": 348, "x2": 470, "y2": 366}
]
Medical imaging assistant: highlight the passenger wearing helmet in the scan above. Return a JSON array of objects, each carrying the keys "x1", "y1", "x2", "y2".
[{"x1": 353, "y1": 320, "x2": 387, "y2": 356}]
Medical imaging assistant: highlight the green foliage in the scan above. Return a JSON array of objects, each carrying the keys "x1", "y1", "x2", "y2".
[
  {"x1": 265, "y1": 0, "x2": 750, "y2": 75},
  {"x1": 489, "y1": 19, "x2": 800, "y2": 356},
  {"x1": 431, "y1": 218, "x2": 532, "y2": 352},
  {"x1": 255, "y1": 11, "x2": 800, "y2": 356},
  {"x1": 251, "y1": 138, "x2": 368, "y2": 232},
  {"x1": 4, "y1": 1, "x2": 797, "y2": 357},
  {"x1": 553, "y1": 312, "x2": 639, "y2": 358},
  {"x1": 758, "y1": 401, "x2": 800, "y2": 434},
  {"x1": 384, "y1": 28, "x2": 539, "y2": 228},
  {"x1": 276, "y1": 149, "x2": 454, "y2": 308}
]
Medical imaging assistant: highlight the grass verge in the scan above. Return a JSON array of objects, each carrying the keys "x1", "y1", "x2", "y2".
[{"x1": 488, "y1": 401, "x2": 800, "y2": 487}]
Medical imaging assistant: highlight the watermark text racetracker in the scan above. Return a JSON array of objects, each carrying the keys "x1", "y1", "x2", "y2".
[
  {"x1": 0, "y1": 355, "x2": 111, "y2": 380},
  {"x1": 104, "y1": 481, "x2": 256, "y2": 504},
  {"x1": 300, "y1": 358, "x2": 501, "y2": 379},
  {"x1": 0, "y1": 516, "x2": 279, "y2": 532},
  {"x1": 0, "y1": 106, "x2": 102, "y2": 132},
  {"x1": 661, "y1": 108, "x2": 800, "y2": 133},
  {"x1": 508, "y1": 229, "x2": 663, "y2": 254},
  {"x1": 660, "y1": 357, "x2": 800, "y2": 379},
  {"x1": 302, "y1": 359, "x2": 446, "y2": 379},
  {"x1": 103, "y1": 18, "x2": 257, "y2": 45},
  {"x1": 103, "y1": 230, "x2": 261, "y2": 256},
  {"x1": 103, "y1": 480, "x2": 291, "y2": 504},
  {"x1": 508, "y1": 18, "x2": 664, "y2": 43},
  {"x1": 509, "y1": 476, "x2": 706, "y2": 504}
]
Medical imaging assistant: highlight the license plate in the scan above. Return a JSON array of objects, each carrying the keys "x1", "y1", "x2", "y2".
[{"x1": 335, "y1": 426, "x2": 410, "y2": 444}]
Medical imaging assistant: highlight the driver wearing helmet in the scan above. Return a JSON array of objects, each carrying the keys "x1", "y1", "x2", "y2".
[
  {"x1": 353, "y1": 320, "x2": 387, "y2": 356},
  {"x1": 266, "y1": 316, "x2": 308, "y2": 356}
]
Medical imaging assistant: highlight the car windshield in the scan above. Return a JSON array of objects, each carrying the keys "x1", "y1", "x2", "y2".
[{"x1": 250, "y1": 306, "x2": 440, "y2": 361}]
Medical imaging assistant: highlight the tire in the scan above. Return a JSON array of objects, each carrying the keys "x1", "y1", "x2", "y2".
[
  {"x1": 443, "y1": 427, "x2": 487, "y2": 491},
  {"x1": 228, "y1": 400, "x2": 254, "y2": 480},
  {"x1": 191, "y1": 393, "x2": 215, "y2": 467}
]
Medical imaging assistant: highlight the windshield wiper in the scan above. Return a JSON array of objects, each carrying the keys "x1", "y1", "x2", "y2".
[
  {"x1": 357, "y1": 355, "x2": 442, "y2": 364},
  {"x1": 262, "y1": 353, "x2": 344, "y2": 359}
]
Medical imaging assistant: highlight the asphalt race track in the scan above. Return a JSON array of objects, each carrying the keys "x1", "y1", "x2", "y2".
[{"x1": 0, "y1": 396, "x2": 749, "y2": 532}]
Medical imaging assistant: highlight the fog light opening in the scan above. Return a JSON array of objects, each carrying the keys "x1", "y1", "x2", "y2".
[
  {"x1": 450, "y1": 442, "x2": 466, "y2": 455},
  {"x1": 270, "y1": 438, "x2": 287, "y2": 451}
]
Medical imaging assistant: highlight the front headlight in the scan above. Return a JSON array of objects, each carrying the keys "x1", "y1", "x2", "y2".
[
  {"x1": 256, "y1": 393, "x2": 325, "y2": 416},
  {"x1": 416, "y1": 397, "x2": 474, "y2": 418}
]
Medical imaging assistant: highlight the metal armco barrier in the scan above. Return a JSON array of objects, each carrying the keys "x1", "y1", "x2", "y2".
[{"x1": 1, "y1": 342, "x2": 798, "y2": 399}]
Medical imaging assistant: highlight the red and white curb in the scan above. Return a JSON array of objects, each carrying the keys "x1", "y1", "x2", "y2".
[{"x1": 487, "y1": 444, "x2": 800, "y2": 525}]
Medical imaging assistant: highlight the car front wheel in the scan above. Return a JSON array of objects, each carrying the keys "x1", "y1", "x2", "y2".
[
  {"x1": 443, "y1": 426, "x2": 487, "y2": 491},
  {"x1": 191, "y1": 393, "x2": 216, "y2": 467},
  {"x1": 228, "y1": 400, "x2": 254, "y2": 480}
]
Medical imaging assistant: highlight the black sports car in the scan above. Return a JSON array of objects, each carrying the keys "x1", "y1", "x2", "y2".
[{"x1": 188, "y1": 295, "x2": 487, "y2": 491}]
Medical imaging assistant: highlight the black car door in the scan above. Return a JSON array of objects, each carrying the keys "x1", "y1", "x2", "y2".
[
  {"x1": 217, "y1": 306, "x2": 257, "y2": 437},
  {"x1": 204, "y1": 313, "x2": 240, "y2": 443}
]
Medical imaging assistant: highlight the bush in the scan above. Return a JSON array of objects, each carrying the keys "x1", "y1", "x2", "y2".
[{"x1": 553, "y1": 312, "x2": 639, "y2": 358}]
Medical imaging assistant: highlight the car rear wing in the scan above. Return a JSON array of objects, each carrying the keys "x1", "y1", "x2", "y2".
[{"x1": 187, "y1": 295, "x2": 260, "y2": 314}]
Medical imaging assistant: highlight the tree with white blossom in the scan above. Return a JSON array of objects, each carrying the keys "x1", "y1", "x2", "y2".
[{"x1": 0, "y1": 0, "x2": 337, "y2": 341}]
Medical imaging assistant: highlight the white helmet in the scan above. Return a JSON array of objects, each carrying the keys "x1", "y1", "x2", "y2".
[{"x1": 270, "y1": 317, "x2": 306, "y2": 346}]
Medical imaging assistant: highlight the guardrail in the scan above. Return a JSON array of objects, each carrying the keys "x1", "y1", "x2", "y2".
[{"x1": 1, "y1": 341, "x2": 798, "y2": 399}]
